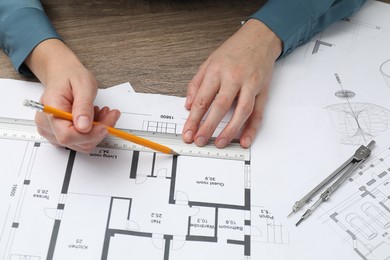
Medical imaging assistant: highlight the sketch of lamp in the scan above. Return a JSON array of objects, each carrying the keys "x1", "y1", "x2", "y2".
[
  {"x1": 325, "y1": 103, "x2": 390, "y2": 145},
  {"x1": 380, "y1": 59, "x2": 390, "y2": 89}
]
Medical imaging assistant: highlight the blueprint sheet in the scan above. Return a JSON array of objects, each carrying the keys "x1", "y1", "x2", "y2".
[
  {"x1": 1, "y1": 1, "x2": 390, "y2": 259},
  {"x1": 0, "y1": 80, "x2": 259, "y2": 260}
]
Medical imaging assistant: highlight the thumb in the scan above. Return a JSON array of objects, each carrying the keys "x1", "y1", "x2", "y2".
[{"x1": 71, "y1": 77, "x2": 98, "y2": 133}]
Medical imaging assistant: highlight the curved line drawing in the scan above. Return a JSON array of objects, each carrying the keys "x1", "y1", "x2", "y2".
[
  {"x1": 361, "y1": 202, "x2": 390, "y2": 229},
  {"x1": 325, "y1": 103, "x2": 390, "y2": 145},
  {"x1": 345, "y1": 213, "x2": 377, "y2": 241},
  {"x1": 380, "y1": 59, "x2": 390, "y2": 89}
]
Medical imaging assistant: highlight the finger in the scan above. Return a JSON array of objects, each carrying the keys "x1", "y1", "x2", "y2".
[
  {"x1": 194, "y1": 86, "x2": 239, "y2": 147},
  {"x1": 71, "y1": 76, "x2": 98, "y2": 133},
  {"x1": 71, "y1": 109, "x2": 120, "y2": 153},
  {"x1": 214, "y1": 88, "x2": 256, "y2": 148},
  {"x1": 95, "y1": 106, "x2": 110, "y2": 121},
  {"x1": 36, "y1": 116, "x2": 92, "y2": 153},
  {"x1": 35, "y1": 109, "x2": 51, "y2": 133},
  {"x1": 36, "y1": 121, "x2": 90, "y2": 152},
  {"x1": 48, "y1": 107, "x2": 120, "y2": 150},
  {"x1": 35, "y1": 110, "x2": 62, "y2": 144},
  {"x1": 239, "y1": 88, "x2": 269, "y2": 148},
  {"x1": 185, "y1": 59, "x2": 209, "y2": 110},
  {"x1": 96, "y1": 108, "x2": 121, "y2": 127},
  {"x1": 38, "y1": 123, "x2": 100, "y2": 153},
  {"x1": 73, "y1": 109, "x2": 120, "y2": 153},
  {"x1": 36, "y1": 125, "x2": 60, "y2": 147},
  {"x1": 37, "y1": 104, "x2": 108, "y2": 153},
  {"x1": 61, "y1": 143, "x2": 97, "y2": 154},
  {"x1": 93, "y1": 106, "x2": 100, "y2": 119},
  {"x1": 47, "y1": 115, "x2": 107, "y2": 148},
  {"x1": 182, "y1": 72, "x2": 220, "y2": 145},
  {"x1": 70, "y1": 141, "x2": 101, "y2": 153}
]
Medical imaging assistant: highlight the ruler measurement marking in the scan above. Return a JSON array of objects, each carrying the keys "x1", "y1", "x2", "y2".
[{"x1": 0, "y1": 118, "x2": 249, "y2": 161}]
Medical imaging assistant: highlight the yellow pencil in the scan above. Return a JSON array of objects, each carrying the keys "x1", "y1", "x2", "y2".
[{"x1": 23, "y1": 99, "x2": 178, "y2": 155}]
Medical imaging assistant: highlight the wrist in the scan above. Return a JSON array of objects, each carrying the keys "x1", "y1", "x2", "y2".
[
  {"x1": 25, "y1": 39, "x2": 84, "y2": 85},
  {"x1": 243, "y1": 19, "x2": 283, "y2": 61}
]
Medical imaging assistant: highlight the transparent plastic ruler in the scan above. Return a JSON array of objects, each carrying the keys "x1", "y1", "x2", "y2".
[{"x1": 0, "y1": 117, "x2": 250, "y2": 161}]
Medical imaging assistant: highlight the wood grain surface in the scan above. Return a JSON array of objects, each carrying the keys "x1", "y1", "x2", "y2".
[{"x1": 1, "y1": 0, "x2": 389, "y2": 97}]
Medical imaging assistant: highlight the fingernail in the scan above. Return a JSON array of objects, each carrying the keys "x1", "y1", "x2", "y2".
[
  {"x1": 243, "y1": 136, "x2": 252, "y2": 148},
  {"x1": 183, "y1": 130, "x2": 193, "y2": 142},
  {"x1": 216, "y1": 138, "x2": 227, "y2": 148},
  {"x1": 185, "y1": 95, "x2": 192, "y2": 108},
  {"x1": 195, "y1": 136, "x2": 207, "y2": 146},
  {"x1": 77, "y1": 116, "x2": 90, "y2": 130}
]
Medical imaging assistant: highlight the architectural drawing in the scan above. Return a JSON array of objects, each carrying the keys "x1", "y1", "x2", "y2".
[
  {"x1": 143, "y1": 121, "x2": 177, "y2": 134},
  {"x1": 318, "y1": 142, "x2": 390, "y2": 259},
  {"x1": 0, "y1": 132, "x2": 259, "y2": 259},
  {"x1": 334, "y1": 73, "x2": 356, "y2": 100},
  {"x1": 250, "y1": 206, "x2": 289, "y2": 245},
  {"x1": 341, "y1": 17, "x2": 381, "y2": 37},
  {"x1": 281, "y1": 32, "x2": 335, "y2": 63},
  {"x1": 279, "y1": 11, "x2": 383, "y2": 69},
  {"x1": 380, "y1": 59, "x2": 390, "y2": 89},
  {"x1": 335, "y1": 89, "x2": 356, "y2": 99},
  {"x1": 326, "y1": 102, "x2": 390, "y2": 145},
  {"x1": 326, "y1": 73, "x2": 390, "y2": 145},
  {"x1": 312, "y1": 40, "x2": 333, "y2": 55},
  {"x1": 0, "y1": 114, "x2": 291, "y2": 259}
]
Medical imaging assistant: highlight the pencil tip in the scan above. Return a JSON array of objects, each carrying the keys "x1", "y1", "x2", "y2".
[{"x1": 171, "y1": 150, "x2": 180, "y2": 156}]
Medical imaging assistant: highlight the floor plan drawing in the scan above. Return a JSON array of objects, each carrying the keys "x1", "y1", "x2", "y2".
[
  {"x1": 143, "y1": 121, "x2": 177, "y2": 134},
  {"x1": 0, "y1": 134, "x2": 255, "y2": 260},
  {"x1": 250, "y1": 206, "x2": 289, "y2": 245},
  {"x1": 318, "y1": 142, "x2": 390, "y2": 259}
]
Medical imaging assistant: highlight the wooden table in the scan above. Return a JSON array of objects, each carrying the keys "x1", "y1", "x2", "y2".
[{"x1": 1, "y1": 0, "x2": 389, "y2": 96}]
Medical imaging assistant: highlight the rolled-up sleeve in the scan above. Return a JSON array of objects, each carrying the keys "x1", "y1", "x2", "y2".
[
  {"x1": 251, "y1": 0, "x2": 366, "y2": 58},
  {"x1": 0, "y1": 0, "x2": 61, "y2": 75}
]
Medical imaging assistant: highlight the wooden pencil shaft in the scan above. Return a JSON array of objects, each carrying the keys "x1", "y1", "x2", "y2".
[{"x1": 42, "y1": 105, "x2": 173, "y2": 154}]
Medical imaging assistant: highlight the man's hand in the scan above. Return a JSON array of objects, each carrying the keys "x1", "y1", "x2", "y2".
[
  {"x1": 25, "y1": 39, "x2": 120, "y2": 153},
  {"x1": 182, "y1": 19, "x2": 282, "y2": 148}
]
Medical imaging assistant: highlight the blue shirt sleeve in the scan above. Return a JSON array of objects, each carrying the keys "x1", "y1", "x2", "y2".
[
  {"x1": 251, "y1": 0, "x2": 367, "y2": 58},
  {"x1": 1, "y1": 0, "x2": 367, "y2": 74},
  {"x1": 0, "y1": 0, "x2": 61, "y2": 75}
]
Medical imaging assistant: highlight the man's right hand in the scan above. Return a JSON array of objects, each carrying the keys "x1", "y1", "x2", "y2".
[{"x1": 25, "y1": 39, "x2": 120, "y2": 153}]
